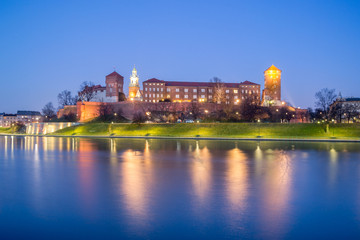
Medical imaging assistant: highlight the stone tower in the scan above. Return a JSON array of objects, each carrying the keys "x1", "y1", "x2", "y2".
[
  {"x1": 128, "y1": 66, "x2": 141, "y2": 101},
  {"x1": 105, "y1": 71, "x2": 124, "y2": 102},
  {"x1": 262, "y1": 65, "x2": 281, "y2": 106}
]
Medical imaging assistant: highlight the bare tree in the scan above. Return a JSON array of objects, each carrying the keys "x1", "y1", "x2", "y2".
[
  {"x1": 58, "y1": 90, "x2": 76, "y2": 108},
  {"x1": 79, "y1": 81, "x2": 96, "y2": 102},
  {"x1": 315, "y1": 88, "x2": 337, "y2": 120},
  {"x1": 42, "y1": 102, "x2": 56, "y2": 121},
  {"x1": 210, "y1": 77, "x2": 225, "y2": 104}
]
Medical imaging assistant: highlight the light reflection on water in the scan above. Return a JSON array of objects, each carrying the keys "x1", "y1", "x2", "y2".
[{"x1": 1, "y1": 136, "x2": 360, "y2": 239}]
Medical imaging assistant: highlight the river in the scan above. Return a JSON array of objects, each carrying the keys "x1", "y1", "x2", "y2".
[{"x1": 0, "y1": 136, "x2": 360, "y2": 239}]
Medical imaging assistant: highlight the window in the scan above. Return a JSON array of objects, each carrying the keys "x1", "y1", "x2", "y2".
[
  {"x1": 176, "y1": 88, "x2": 179, "y2": 92},
  {"x1": 226, "y1": 95, "x2": 229, "y2": 99},
  {"x1": 193, "y1": 89, "x2": 197, "y2": 93},
  {"x1": 184, "y1": 95, "x2": 188, "y2": 99},
  {"x1": 145, "y1": 87, "x2": 147, "y2": 91},
  {"x1": 201, "y1": 89, "x2": 205, "y2": 92},
  {"x1": 201, "y1": 95, "x2": 205, "y2": 98},
  {"x1": 234, "y1": 90, "x2": 238, "y2": 93},
  {"x1": 176, "y1": 94, "x2": 179, "y2": 98},
  {"x1": 157, "y1": 83, "x2": 159, "y2": 85},
  {"x1": 234, "y1": 96, "x2": 238, "y2": 99},
  {"x1": 167, "y1": 88, "x2": 170, "y2": 92},
  {"x1": 153, "y1": 94, "x2": 155, "y2": 97},
  {"x1": 184, "y1": 88, "x2": 188, "y2": 92},
  {"x1": 245, "y1": 90, "x2": 248, "y2": 93},
  {"x1": 209, "y1": 89, "x2": 212, "y2": 93},
  {"x1": 209, "y1": 95, "x2": 212, "y2": 99},
  {"x1": 226, "y1": 90, "x2": 229, "y2": 93},
  {"x1": 157, "y1": 94, "x2": 159, "y2": 97},
  {"x1": 144, "y1": 83, "x2": 147, "y2": 85},
  {"x1": 161, "y1": 94, "x2": 163, "y2": 97},
  {"x1": 157, "y1": 88, "x2": 159, "y2": 91},
  {"x1": 193, "y1": 95, "x2": 197, "y2": 99},
  {"x1": 153, "y1": 88, "x2": 155, "y2": 91},
  {"x1": 161, "y1": 88, "x2": 163, "y2": 91},
  {"x1": 167, "y1": 95, "x2": 170, "y2": 98},
  {"x1": 145, "y1": 94, "x2": 147, "y2": 97}
]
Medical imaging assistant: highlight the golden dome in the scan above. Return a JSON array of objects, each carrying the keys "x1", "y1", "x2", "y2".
[{"x1": 264, "y1": 65, "x2": 281, "y2": 73}]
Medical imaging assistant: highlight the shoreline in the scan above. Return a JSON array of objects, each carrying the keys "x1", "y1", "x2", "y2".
[{"x1": 1, "y1": 133, "x2": 360, "y2": 143}]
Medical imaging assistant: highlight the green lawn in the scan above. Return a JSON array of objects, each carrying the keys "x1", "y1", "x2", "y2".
[
  {"x1": 49, "y1": 123, "x2": 360, "y2": 140},
  {"x1": 0, "y1": 127, "x2": 12, "y2": 134}
]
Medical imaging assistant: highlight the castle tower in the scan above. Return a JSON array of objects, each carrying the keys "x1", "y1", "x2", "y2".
[
  {"x1": 262, "y1": 65, "x2": 281, "y2": 106},
  {"x1": 105, "y1": 71, "x2": 124, "y2": 102},
  {"x1": 128, "y1": 66, "x2": 141, "y2": 101}
]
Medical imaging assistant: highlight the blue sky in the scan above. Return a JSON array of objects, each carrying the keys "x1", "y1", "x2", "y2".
[{"x1": 0, "y1": 0, "x2": 359, "y2": 112}]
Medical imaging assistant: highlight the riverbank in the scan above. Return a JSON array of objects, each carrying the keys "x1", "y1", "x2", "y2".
[{"x1": 42, "y1": 122, "x2": 360, "y2": 141}]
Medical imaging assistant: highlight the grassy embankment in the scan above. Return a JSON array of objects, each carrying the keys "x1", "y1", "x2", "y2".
[
  {"x1": 49, "y1": 123, "x2": 360, "y2": 140},
  {"x1": 0, "y1": 127, "x2": 15, "y2": 134}
]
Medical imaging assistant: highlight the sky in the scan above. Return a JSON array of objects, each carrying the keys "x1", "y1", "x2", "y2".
[{"x1": 0, "y1": 0, "x2": 359, "y2": 113}]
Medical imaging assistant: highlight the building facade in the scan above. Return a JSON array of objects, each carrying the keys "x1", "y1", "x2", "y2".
[
  {"x1": 142, "y1": 78, "x2": 260, "y2": 104},
  {"x1": 262, "y1": 65, "x2": 282, "y2": 106},
  {"x1": 0, "y1": 111, "x2": 41, "y2": 127}
]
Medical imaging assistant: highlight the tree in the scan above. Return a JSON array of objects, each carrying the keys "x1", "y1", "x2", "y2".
[
  {"x1": 58, "y1": 90, "x2": 77, "y2": 108},
  {"x1": 315, "y1": 88, "x2": 337, "y2": 120},
  {"x1": 210, "y1": 77, "x2": 225, "y2": 104},
  {"x1": 98, "y1": 103, "x2": 114, "y2": 122},
  {"x1": 79, "y1": 81, "x2": 96, "y2": 102},
  {"x1": 42, "y1": 102, "x2": 56, "y2": 120},
  {"x1": 240, "y1": 95, "x2": 260, "y2": 122}
]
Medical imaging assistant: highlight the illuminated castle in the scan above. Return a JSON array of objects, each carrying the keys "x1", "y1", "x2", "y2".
[
  {"x1": 128, "y1": 66, "x2": 142, "y2": 101},
  {"x1": 262, "y1": 65, "x2": 282, "y2": 106}
]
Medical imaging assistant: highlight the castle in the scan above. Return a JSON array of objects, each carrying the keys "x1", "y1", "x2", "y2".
[{"x1": 83, "y1": 65, "x2": 282, "y2": 106}]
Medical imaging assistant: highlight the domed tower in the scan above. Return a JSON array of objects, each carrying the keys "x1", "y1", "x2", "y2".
[
  {"x1": 262, "y1": 65, "x2": 282, "y2": 106},
  {"x1": 128, "y1": 66, "x2": 141, "y2": 101}
]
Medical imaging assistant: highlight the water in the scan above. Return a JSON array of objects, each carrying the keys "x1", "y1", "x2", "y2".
[{"x1": 1, "y1": 136, "x2": 360, "y2": 239}]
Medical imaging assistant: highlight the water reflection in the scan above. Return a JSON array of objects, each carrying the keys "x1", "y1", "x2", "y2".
[{"x1": 1, "y1": 136, "x2": 360, "y2": 238}]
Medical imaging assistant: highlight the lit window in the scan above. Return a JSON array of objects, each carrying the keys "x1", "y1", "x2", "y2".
[
  {"x1": 201, "y1": 89, "x2": 205, "y2": 92},
  {"x1": 153, "y1": 88, "x2": 155, "y2": 91},
  {"x1": 209, "y1": 95, "x2": 212, "y2": 99},
  {"x1": 145, "y1": 87, "x2": 147, "y2": 91},
  {"x1": 157, "y1": 94, "x2": 159, "y2": 97},
  {"x1": 201, "y1": 95, "x2": 205, "y2": 98},
  {"x1": 234, "y1": 90, "x2": 238, "y2": 93},
  {"x1": 193, "y1": 95, "x2": 197, "y2": 99},
  {"x1": 145, "y1": 94, "x2": 147, "y2": 97},
  {"x1": 176, "y1": 94, "x2": 179, "y2": 98},
  {"x1": 161, "y1": 88, "x2": 163, "y2": 91},
  {"x1": 209, "y1": 89, "x2": 212, "y2": 93},
  {"x1": 167, "y1": 95, "x2": 170, "y2": 98},
  {"x1": 184, "y1": 89, "x2": 188, "y2": 92},
  {"x1": 176, "y1": 88, "x2": 179, "y2": 92},
  {"x1": 153, "y1": 94, "x2": 155, "y2": 97},
  {"x1": 157, "y1": 88, "x2": 159, "y2": 91},
  {"x1": 185, "y1": 95, "x2": 188, "y2": 99},
  {"x1": 226, "y1": 90, "x2": 229, "y2": 93},
  {"x1": 234, "y1": 96, "x2": 238, "y2": 99},
  {"x1": 193, "y1": 89, "x2": 197, "y2": 93},
  {"x1": 167, "y1": 88, "x2": 170, "y2": 92}
]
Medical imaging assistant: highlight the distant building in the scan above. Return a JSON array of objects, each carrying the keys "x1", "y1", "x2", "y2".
[
  {"x1": 0, "y1": 113, "x2": 18, "y2": 127},
  {"x1": 80, "y1": 71, "x2": 125, "y2": 102},
  {"x1": 128, "y1": 66, "x2": 142, "y2": 101},
  {"x1": 262, "y1": 65, "x2": 282, "y2": 106},
  {"x1": 16, "y1": 111, "x2": 42, "y2": 124},
  {"x1": 330, "y1": 97, "x2": 360, "y2": 123},
  {"x1": 0, "y1": 111, "x2": 42, "y2": 127},
  {"x1": 142, "y1": 79, "x2": 260, "y2": 104}
]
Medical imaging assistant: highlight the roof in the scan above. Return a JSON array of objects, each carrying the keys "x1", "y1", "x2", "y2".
[
  {"x1": 144, "y1": 79, "x2": 259, "y2": 87},
  {"x1": 344, "y1": 98, "x2": 360, "y2": 102},
  {"x1": 106, "y1": 71, "x2": 123, "y2": 78},
  {"x1": 264, "y1": 65, "x2": 281, "y2": 73},
  {"x1": 143, "y1": 78, "x2": 166, "y2": 83},
  {"x1": 241, "y1": 80, "x2": 259, "y2": 86},
  {"x1": 17, "y1": 111, "x2": 41, "y2": 116}
]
